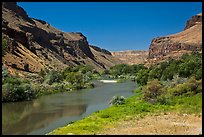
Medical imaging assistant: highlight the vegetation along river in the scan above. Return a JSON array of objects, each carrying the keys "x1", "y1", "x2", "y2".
[{"x1": 2, "y1": 80, "x2": 136, "y2": 135}]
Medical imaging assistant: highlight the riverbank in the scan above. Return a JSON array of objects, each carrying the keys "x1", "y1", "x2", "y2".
[
  {"x1": 48, "y1": 87, "x2": 202, "y2": 135},
  {"x1": 2, "y1": 80, "x2": 136, "y2": 135},
  {"x1": 2, "y1": 65, "x2": 99, "y2": 102}
]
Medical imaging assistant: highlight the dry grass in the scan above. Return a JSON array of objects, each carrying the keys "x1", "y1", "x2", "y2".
[{"x1": 99, "y1": 112, "x2": 202, "y2": 135}]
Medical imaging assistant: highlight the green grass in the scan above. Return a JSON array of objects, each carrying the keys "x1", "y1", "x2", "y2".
[{"x1": 48, "y1": 89, "x2": 202, "y2": 135}]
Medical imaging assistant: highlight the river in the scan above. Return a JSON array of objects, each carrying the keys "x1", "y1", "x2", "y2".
[{"x1": 2, "y1": 80, "x2": 136, "y2": 135}]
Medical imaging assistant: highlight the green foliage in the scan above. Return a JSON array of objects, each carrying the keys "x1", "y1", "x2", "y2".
[
  {"x1": 157, "y1": 76, "x2": 202, "y2": 105},
  {"x1": 109, "y1": 64, "x2": 131, "y2": 77},
  {"x1": 108, "y1": 64, "x2": 146, "y2": 78},
  {"x1": 85, "y1": 82, "x2": 95, "y2": 88},
  {"x1": 3, "y1": 65, "x2": 99, "y2": 102},
  {"x1": 148, "y1": 66, "x2": 163, "y2": 80},
  {"x1": 49, "y1": 85, "x2": 201, "y2": 135},
  {"x1": 3, "y1": 76, "x2": 22, "y2": 85},
  {"x1": 49, "y1": 52, "x2": 202, "y2": 135},
  {"x1": 101, "y1": 69, "x2": 110, "y2": 75},
  {"x1": 71, "y1": 65, "x2": 94, "y2": 74},
  {"x1": 129, "y1": 64, "x2": 146, "y2": 74},
  {"x1": 161, "y1": 60, "x2": 179, "y2": 81},
  {"x1": 109, "y1": 95, "x2": 125, "y2": 106},
  {"x1": 178, "y1": 52, "x2": 202, "y2": 79},
  {"x1": 2, "y1": 77, "x2": 36, "y2": 102},
  {"x1": 2, "y1": 67, "x2": 9, "y2": 81},
  {"x1": 171, "y1": 76, "x2": 202, "y2": 97},
  {"x1": 65, "y1": 72, "x2": 83, "y2": 84},
  {"x1": 39, "y1": 69, "x2": 46, "y2": 78},
  {"x1": 2, "y1": 36, "x2": 7, "y2": 56},
  {"x1": 136, "y1": 68, "x2": 149, "y2": 86},
  {"x1": 142, "y1": 79, "x2": 164, "y2": 104},
  {"x1": 44, "y1": 70, "x2": 63, "y2": 85},
  {"x1": 195, "y1": 67, "x2": 202, "y2": 80}
]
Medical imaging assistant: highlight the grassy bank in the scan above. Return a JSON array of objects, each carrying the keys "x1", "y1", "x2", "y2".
[
  {"x1": 48, "y1": 81, "x2": 202, "y2": 135},
  {"x1": 2, "y1": 65, "x2": 99, "y2": 102},
  {"x1": 49, "y1": 52, "x2": 202, "y2": 135}
]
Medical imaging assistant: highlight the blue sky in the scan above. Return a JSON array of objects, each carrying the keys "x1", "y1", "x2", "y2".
[{"x1": 17, "y1": 2, "x2": 202, "y2": 52}]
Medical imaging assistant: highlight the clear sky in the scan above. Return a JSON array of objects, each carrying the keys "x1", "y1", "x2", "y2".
[{"x1": 17, "y1": 2, "x2": 202, "y2": 52}]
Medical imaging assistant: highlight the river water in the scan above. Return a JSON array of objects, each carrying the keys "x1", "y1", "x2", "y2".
[{"x1": 2, "y1": 80, "x2": 136, "y2": 135}]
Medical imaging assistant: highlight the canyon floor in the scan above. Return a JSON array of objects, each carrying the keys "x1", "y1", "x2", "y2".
[{"x1": 98, "y1": 112, "x2": 202, "y2": 135}]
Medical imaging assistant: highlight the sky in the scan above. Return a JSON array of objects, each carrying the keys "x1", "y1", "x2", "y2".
[{"x1": 17, "y1": 2, "x2": 202, "y2": 52}]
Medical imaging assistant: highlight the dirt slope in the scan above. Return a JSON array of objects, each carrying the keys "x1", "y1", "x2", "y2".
[
  {"x1": 98, "y1": 112, "x2": 202, "y2": 135},
  {"x1": 2, "y1": 2, "x2": 118, "y2": 76}
]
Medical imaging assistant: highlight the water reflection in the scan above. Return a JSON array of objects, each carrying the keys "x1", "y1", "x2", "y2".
[
  {"x1": 2, "y1": 80, "x2": 136, "y2": 135},
  {"x1": 2, "y1": 93, "x2": 87, "y2": 135}
]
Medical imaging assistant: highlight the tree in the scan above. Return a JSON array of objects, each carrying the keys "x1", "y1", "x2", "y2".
[{"x1": 136, "y1": 69, "x2": 149, "y2": 86}]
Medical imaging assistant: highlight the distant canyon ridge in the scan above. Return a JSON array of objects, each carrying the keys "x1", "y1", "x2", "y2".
[
  {"x1": 2, "y1": 2, "x2": 202, "y2": 76},
  {"x1": 113, "y1": 13, "x2": 202, "y2": 66}
]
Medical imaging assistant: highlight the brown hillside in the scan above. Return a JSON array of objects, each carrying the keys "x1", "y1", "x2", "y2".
[
  {"x1": 2, "y1": 2, "x2": 119, "y2": 76},
  {"x1": 147, "y1": 13, "x2": 202, "y2": 65}
]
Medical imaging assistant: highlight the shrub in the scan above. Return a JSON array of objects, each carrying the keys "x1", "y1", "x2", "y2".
[
  {"x1": 109, "y1": 64, "x2": 131, "y2": 77},
  {"x1": 2, "y1": 36, "x2": 7, "y2": 56},
  {"x1": 85, "y1": 82, "x2": 95, "y2": 88},
  {"x1": 44, "y1": 71, "x2": 63, "y2": 85},
  {"x1": 169, "y1": 74, "x2": 188, "y2": 87},
  {"x1": 39, "y1": 69, "x2": 46, "y2": 78},
  {"x1": 65, "y1": 71, "x2": 88, "y2": 86},
  {"x1": 2, "y1": 83, "x2": 36, "y2": 102},
  {"x1": 136, "y1": 69, "x2": 149, "y2": 86},
  {"x1": 3, "y1": 76, "x2": 22, "y2": 85},
  {"x1": 172, "y1": 77, "x2": 202, "y2": 96},
  {"x1": 142, "y1": 79, "x2": 164, "y2": 104},
  {"x1": 109, "y1": 95, "x2": 125, "y2": 106},
  {"x1": 102, "y1": 69, "x2": 110, "y2": 75},
  {"x1": 2, "y1": 67, "x2": 9, "y2": 82}
]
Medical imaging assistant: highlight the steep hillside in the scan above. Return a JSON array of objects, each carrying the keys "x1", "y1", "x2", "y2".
[
  {"x1": 2, "y1": 2, "x2": 118, "y2": 75},
  {"x1": 111, "y1": 50, "x2": 148, "y2": 65},
  {"x1": 147, "y1": 13, "x2": 202, "y2": 65}
]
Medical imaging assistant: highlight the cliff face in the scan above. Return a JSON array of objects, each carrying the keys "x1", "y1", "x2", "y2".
[
  {"x1": 148, "y1": 13, "x2": 202, "y2": 62},
  {"x1": 2, "y1": 2, "x2": 118, "y2": 75},
  {"x1": 111, "y1": 50, "x2": 148, "y2": 65},
  {"x1": 184, "y1": 13, "x2": 202, "y2": 30}
]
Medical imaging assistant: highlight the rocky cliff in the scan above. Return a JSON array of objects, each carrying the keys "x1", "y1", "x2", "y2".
[
  {"x1": 148, "y1": 13, "x2": 202, "y2": 63},
  {"x1": 111, "y1": 50, "x2": 148, "y2": 65},
  {"x1": 2, "y1": 2, "x2": 119, "y2": 75}
]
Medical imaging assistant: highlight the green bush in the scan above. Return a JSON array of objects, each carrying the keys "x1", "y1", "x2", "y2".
[
  {"x1": 2, "y1": 67, "x2": 9, "y2": 81},
  {"x1": 85, "y1": 82, "x2": 95, "y2": 88},
  {"x1": 2, "y1": 82, "x2": 36, "y2": 102},
  {"x1": 142, "y1": 79, "x2": 164, "y2": 104},
  {"x1": 158, "y1": 76, "x2": 202, "y2": 105},
  {"x1": 44, "y1": 71, "x2": 63, "y2": 85},
  {"x1": 2, "y1": 36, "x2": 7, "y2": 56},
  {"x1": 109, "y1": 95, "x2": 125, "y2": 106},
  {"x1": 109, "y1": 64, "x2": 131, "y2": 77},
  {"x1": 65, "y1": 72, "x2": 84, "y2": 84},
  {"x1": 168, "y1": 74, "x2": 187, "y2": 88},
  {"x1": 39, "y1": 69, "x2": 46, "y2": 78},
  {"x1": 136, "y1": 69, "x2": 149, "y2": 86},
  {"x1": 172, "y1": 77, "x2": 202, "y2": 96},
  {"x1": 3, "y1": 76, "x2": 22, "y2": 85}
]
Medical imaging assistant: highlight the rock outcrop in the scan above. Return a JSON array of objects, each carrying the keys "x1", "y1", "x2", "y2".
[
  {"x1": 2, "y1": 2, "x2": 119, "y2": 75},
  {"x1": 184, "y1": 13, "x2": 202, "y2": 30},
  {"x1": 111, "y1": 50, "x2": 149, "y2": 65},
  {"x1": 148, "y1": 13, "x2": 202, "y2": 62},
  {"x1": 89, "y1": 45, "x2": 111, "y2": 55}
]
